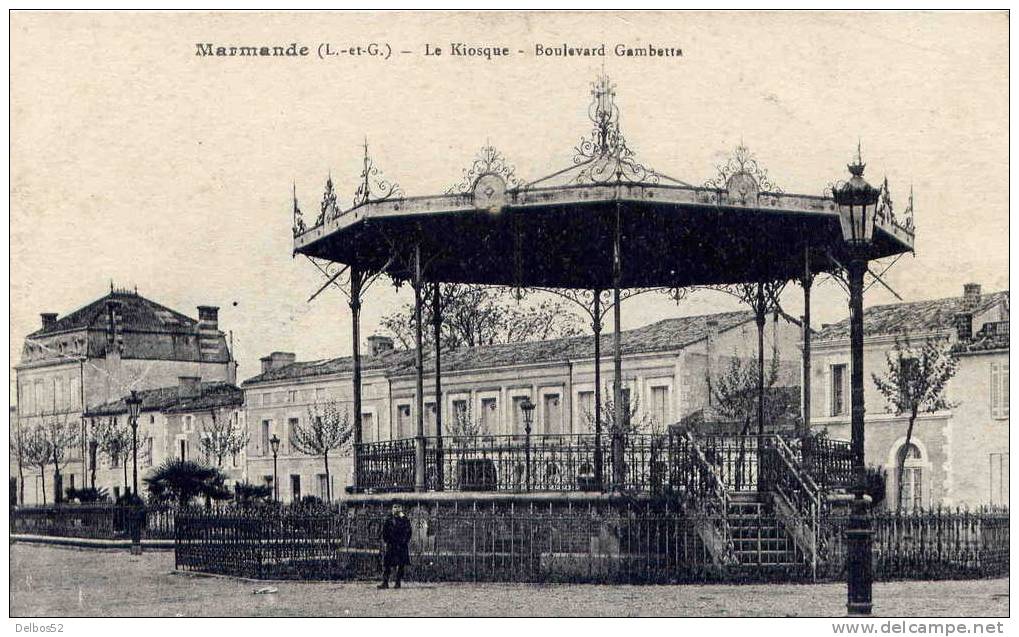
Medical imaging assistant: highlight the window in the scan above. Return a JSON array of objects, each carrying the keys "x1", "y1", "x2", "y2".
[
  {"x1": 397, "y1": 404, "x2": 412, "y2": 438},
  {"x1": 897, "y1": 443, "x2": 924, "y2": 511},
  {"x1": 650, "y1": 386, "x2": 669, "y2": 428},
  {"x1": 287, "y1": 390, "x2": 297, "y2": 404},
  {"x1": 179, "y1": 439, "x2": 188, "y2": 462},
  {"x1": 290, "y1": 475, "x2": 302, "y2": 501},
  {"x1": 424, "y1": 403, "x2": 437, "y2": 436},
  {"x1": 989, "y1": 452, "x2": 1009, "y2": 506},
  {"x1": 317, "y1": 474, "x2": 330, "y2": 499},
  {"x1": 34, "y1": 380, "x2": 45, "y2": 413},
  {"x1": 263, "y1": 474, "x2": 274, "y2": 488},
  {"x1": 54, "y1": 377, "x2": 64, "y2": 411},
  {"x1": 830, "y1": 364, "x2": 847, "y2": 416},
  {"x1": 144, "y1": 437, "x2": 153, "y2": 467},
  {"x1": 22, "y1": 382, "x2": 34, "y2": 415},
  {"x1": 286, "y1": 417, "x2": 299, "y2": 452},
  {"x1": 183, "y1": 415, "x2": 194, "y2": 433},
  {"x1": 362, "y1": 412, "x2": 376, "y2": 442},
  {"x1": 991, "y1": 362, "x2": 1009, "y2": 419},
  {"x1": 577, "y1": 391, "x2": 595, "y2": 425},
  {"x1": 511, "y1": 396, "x2": 530, "y2": 435},
  {"x1": 480, "y1": 397, "x2": 498, "y2": 434},
  {"x1": 261, "y1": 420, "x2": 271, "y2": 455},
  {"x1": 454, "y1": 397, "x2": 468, "y2": 432},
  {"x1": 543, "y1": 394, "x2": 562, "y2": 434}
]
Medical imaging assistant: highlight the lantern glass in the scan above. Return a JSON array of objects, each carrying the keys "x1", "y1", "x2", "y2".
[
  {"x1": 520, "y1": 398, "x2": 535, "y2": 428},
  {"x1": 833, "y1": 156, "x2": 880, "y2": 248},
  {"x1": 126, "y1": 390, "x2": 142, "y2": 421}
]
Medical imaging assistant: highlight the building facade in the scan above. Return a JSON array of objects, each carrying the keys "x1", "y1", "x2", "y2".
[
  {"x1": 13, "y1": 287, "x2": 237, "y2": 504},
  {"x1": 242, "y1": 310, "x2": 803, "y2": 502},
  {"x1": 811, "y1": 283, "x2": 1008, "y2": 509}
]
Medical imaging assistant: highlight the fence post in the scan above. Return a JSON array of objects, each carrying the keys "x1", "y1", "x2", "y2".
[{"x1": 130, "y1": 505, "x2": 144, "y2": 555}]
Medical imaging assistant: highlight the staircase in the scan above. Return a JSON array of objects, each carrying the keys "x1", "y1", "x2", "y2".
[
  {"x1": 673, "y1": 432, "x2": 826, "y2": 578},
  {"x1": 727, "y1": 495, "x2": 803, "y2": 567}
]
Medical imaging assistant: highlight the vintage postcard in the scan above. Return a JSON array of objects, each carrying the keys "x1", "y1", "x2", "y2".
[{"x1": 8, "y1": 9, "x2": 1010, "y2": 627}]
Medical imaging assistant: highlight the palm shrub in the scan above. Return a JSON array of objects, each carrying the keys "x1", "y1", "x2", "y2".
[
  {"x1": 233, "y1": 480, "x2": 272, "y2": 504},
  {"x1": 144, "y1": 459, "x2": 232, "y2": 508}
]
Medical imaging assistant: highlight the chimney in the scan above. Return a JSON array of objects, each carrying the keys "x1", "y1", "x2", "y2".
[
  {"x1": 367, "y1": 335, "x2": 395, "y2": 357},
  {"x1": 963, "y1": 283, "x2": 982, "y2": 309},
  {"x1": 105, "y1": 299, "x2": 122, "y2": 349},
  {"x1": 953, "y1": 312, "x2": 973, "y2": 341},
  {"x1": 40, "y1": 313, "x2": 58, "y2": 330},
  {"x1": 178, "y1": 376, "x2": 202, "y2": 400},
  {"x1": 197, "y1": 306, "x2": 220, "y2": 361},
  {"x1": 260, "y1": 351, "x2": 296, "y2": 374}
]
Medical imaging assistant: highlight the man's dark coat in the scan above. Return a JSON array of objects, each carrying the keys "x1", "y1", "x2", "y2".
[{"x1": 382, "y1": 512, "x2": 412, "y2": 567}]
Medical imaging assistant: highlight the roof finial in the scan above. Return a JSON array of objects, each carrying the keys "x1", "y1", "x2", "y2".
[
  {"x1": 110, "y1": 280, "x2": 114, "y2": 294},
  {"x1": 848, "y1": 139, "x2": 866, "y2": 177}
]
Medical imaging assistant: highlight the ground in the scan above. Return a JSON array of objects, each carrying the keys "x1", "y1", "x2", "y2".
[{"x1": 9, "y1": 544, "x2": 1009, "y2": 618}]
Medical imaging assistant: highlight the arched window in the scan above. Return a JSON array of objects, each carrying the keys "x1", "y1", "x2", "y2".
[{"x1": 897, "y1": 443, "x2": 924, "y2": 510}]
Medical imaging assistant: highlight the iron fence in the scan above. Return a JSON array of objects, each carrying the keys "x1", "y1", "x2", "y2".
[
  {"x1": 10, "y1": 503, "x2": 177, "y2": 540},
  {"x1": 174, "y1": 501, "x2": 1008, "y2": 583},
  {"x1": 358, "y1": 434, "x2": 669, "y2": 494},
  {"x1": 800, "y1": 436, "x2": 854, "y2": 491}
]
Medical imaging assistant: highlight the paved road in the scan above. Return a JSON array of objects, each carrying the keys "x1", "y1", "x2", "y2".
[{"x1": 9, "y1": 544, "x2": 1009, "y2": 617}]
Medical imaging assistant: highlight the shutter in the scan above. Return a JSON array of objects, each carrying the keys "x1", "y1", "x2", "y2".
[
  {"x1": 1002, "y1": 363, "x2": 1009, "y2": 417},
  {"x1": 824, "y1": 364, "x2": 832, "y2": 417},
  {"x1": 991, "y1": 363, "x2": 1001, "y2": 419}
]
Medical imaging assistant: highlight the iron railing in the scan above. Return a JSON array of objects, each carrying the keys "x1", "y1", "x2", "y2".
[
  {"x1": 10, "y1": 503, "x2": 177, "y2": 540},
  {"x1": 174, "y1": 500, "x2": 1009, "y2": 584},
  {"x1": 800, "y1": 436, "x2": 854, "y2": 490}
]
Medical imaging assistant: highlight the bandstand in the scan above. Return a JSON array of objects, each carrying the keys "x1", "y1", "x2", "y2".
[{"x1": 290, "y1": 75, "x2": 915, "y2": 607}]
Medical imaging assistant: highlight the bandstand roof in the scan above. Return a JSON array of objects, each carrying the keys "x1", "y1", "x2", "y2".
[{"x1": 292, "y1": 76, "x2": 915, "y2": 290}]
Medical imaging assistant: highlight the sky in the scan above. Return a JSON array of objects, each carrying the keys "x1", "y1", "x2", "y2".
[{"x1": 9, "y1": 11, "x2": 1009, "y2": 384}]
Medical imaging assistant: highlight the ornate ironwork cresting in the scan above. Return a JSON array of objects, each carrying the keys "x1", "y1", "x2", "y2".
[
  {"x1": 317, "y1": 174, "x2": 338, "y2": 227},
  {"x1": 704, "y1": 142, "x2": 781, "y2": 204},
  {"x1": 291, "y1": 182, "x2": 306, "y2": 237},
  {"x1": 572, "y1": 74, "x2": 659, "y2": 185},
  {"x1": 447, "y1": 143, "x2": 523, "y2": 194},
  {"x1": 352, "y1": 139, "x2": 402, "y2": 208}
]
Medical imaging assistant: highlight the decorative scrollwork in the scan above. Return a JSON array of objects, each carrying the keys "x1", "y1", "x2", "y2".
[
  {"x1": 352, "y1": 140, "x2": 403, "y2": 208},
  {"x1": 291, "y1": 183, "x2": 306, "y2": 238},
  {"x1": 901, "y1": 185, "x2": 915, "y2": 232},
  {"x1": 704, "y1": 143, "x2": 782, "y2": 204},
  {"x1": 571, "y1": 74, "x2": 659, "y2": 185},
  {"x1": 875, "y1": 176, "x2": 895, "y2": 227},
  {"x1": 317, "y1": 174, "x2": 339, "y2": 226},
  {"x1": 447, "y1": 143, "x2": 523, "y2": 194}
]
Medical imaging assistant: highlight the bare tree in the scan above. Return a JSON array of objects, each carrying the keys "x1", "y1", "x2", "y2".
[
  {"x1": 290, "y1": 401, "x2": 354, "y2": 501},
  {"x1": 94, "y1": 416, "x2": 131, "y2": 490},
  {"x1": 583, "y1": 393, "x2": 662, "y2": 437},
  {"x1": 10, "y1": 420, "x2": 27, "y2": 505},
  {"x1": 22, "y1": 425, "x2": 52, "y2": 504},
  {"x1": 713, "y1": 281, "x2": 788, "y2": 435},
  {"x1": 711, "y1": 353, "x2": 782, "y2": 435},
  {"x1": 198, "y1": 410, "x2": 249, "y2": 468},
  {"x1": 381, "y1": 284, "x2": 583, "y2": 350},
  {"x1": 872, "y1": 335, "x2": 959, "y2": 510},
  {"x1": 43, "y1": 413, "x2": 79, "y2": 502}
]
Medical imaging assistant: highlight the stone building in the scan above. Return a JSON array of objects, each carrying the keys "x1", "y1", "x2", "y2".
[
  {"x1": 242, "y1": 310, "x2": 803, "y2": 502},
  {"x1": 811, "y1": 283, "x2": 1009, "y2": 509},
  {"x1": 13, "y1": 287, "x2": 237, "y2": 504},
  {"x1": 85, "y1": 379, "x2": 245, "y2": 499}
]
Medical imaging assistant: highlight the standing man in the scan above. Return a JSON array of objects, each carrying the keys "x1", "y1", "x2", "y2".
[{"x1": 378, "y1": 500, "x2": 412, "y2": 589}]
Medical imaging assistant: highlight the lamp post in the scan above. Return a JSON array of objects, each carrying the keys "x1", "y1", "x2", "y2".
[
  {"x1": 521, "y1": 398, "x2": 535, "y2": 492},
  {"x1": 125, "y1": 390, "x2": 142, "y2": 500},
  {"x1": 832, "y1": 144, "x2": 880, "y2": 617},
  {"x1": 270, "y1": 434, "x2": 281, "y2": 502}
]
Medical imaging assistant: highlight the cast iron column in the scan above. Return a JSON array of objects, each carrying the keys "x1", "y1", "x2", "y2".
[
  {"x1": 592, "y1": 290, "x2": 603, "y2": 488},
  {"x1": 350, "y1": 268, "x2": 363, "y2": 493},
  {"x1": 611, "y1": 203, "x2": 624, "y2": 490},
  {"x1": 432, "y1": 283, "x2": 444, "y2": 491},
  {"x1": 846, "y1": 258, "x2": 873, "y2": 616},
  {"x1": 131, "y1": 418, "x2": 139, "y2": 499},
  {"x1": 801, "y1": 254, "x2": 813, "y2": 438},
  {"x1": 413, "y1": 244, "x2": 427, "y2": 492}
]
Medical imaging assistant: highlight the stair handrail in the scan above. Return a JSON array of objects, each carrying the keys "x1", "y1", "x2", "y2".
[
  {"x1": 770, "y1": 435, "x2": 822, "y2": 577},
  {"x1": 682, "y1": 431, "x2": 737, "y2": 565}
]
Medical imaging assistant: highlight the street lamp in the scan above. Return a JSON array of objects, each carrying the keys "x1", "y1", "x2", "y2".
[
  {"x1": 520, "y1": 398, "x2": 535, "y2": 491},
  {"x1": 125, "y1": 390, "x2": 143, "y2": 500},
  {"x1": 269, "y1": 434, "x2": 281, "y2": 502},
  {"x1": 832, "y1": 144, "x2": 880, "y2": 617}
]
